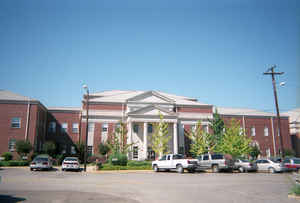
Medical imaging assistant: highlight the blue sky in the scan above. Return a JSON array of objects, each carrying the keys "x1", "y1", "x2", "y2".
[{"x1": 0, "y1": 0, "x2": 299, "y2": 113}]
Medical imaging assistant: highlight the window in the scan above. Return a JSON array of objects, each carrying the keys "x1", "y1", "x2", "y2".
[
  {"x1": 48, "y1": 122, "x2": 56, "y2": 133},
  {"x1": 148, "y1": 124, "x2": 153, "y2": 133},
  {"x1": 173, "y1": 154, "x2": 184, "y2": 160},
  {"x1": 8, "y1": 138, "x2": 16, "y2": 152},
  {"x1": 251, "y1": 126, "x2": 256, "y2": 136},
  {"x1": 61, "y1": 123, "x2": 68, "y2": 133},
  {"x1": 115, "y1": 123, "x2": 121, "y2": 131},
  {"x1": 160, "y1": 155, "x2": 166, "y2": 161},
  {"x1": 72, "y1": 123, "x2": 79, "y2": 133},
  {"x1": 133, "y1": 124, "x2": 139, "y2": 133},
  {"x1": 264, "y1": 127, "x2": 269, "y2": 136},
  {"x1": 71, "y1": 146, "x2": 76, "y2": 154},
  {"x1": 88, "y1": 146, "x2": 93, "y2": 156},
  {"x1": 11, "y1": 117, "x2": 21, "y2": 128},
  {"x1": 88, "y1": 122, "x2": 94, "y2": 132},
  {"x1": 191, "y1": 125, "x2": 196, "y2": 132},
  {"x1": 203, "y1": 155, "x2": 209, "y2": 160},
  {"x1": 212, "y1": 154, "x2": 224, "y2": 160},
  {"x1": 102, "y1": 123, "x2": 108, "y2": 133},
  {"x1": 133, "y1": 146, "x2": 138, "y2": 159},
  {"x1": 202, "y1": 125, "x2": 208, "y2": 133}
]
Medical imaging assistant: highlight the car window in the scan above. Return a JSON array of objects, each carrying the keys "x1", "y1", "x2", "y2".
[
  {"x1": 283, "y1": 159, "x2": 290, "y2": 164},
  {"x1": 270, "y1": 158, "x2": 280, "y2": 163},
  {"x1": 173, "y1": 154, "x2": 184, "y2": 160},
  {"x1": 34, "y1": 157, "x2": 48, "y2": 162},
  {"x1": 293, "y1": 159, "x2": 300, "y2": 164},
  {"x1": 160, "y1": 155, "x2": 166, "y2": 161},
  {"x1": 203, "y1": 155, "x2": 209, "y2": 160},
  {"x1": 167, "y1": 155, "x2": 171, "y2": 160},
  {"x1": 262, "y1": 160, "x2": 269, "y2": 164},
  {"x1": 65, "y1": 158, "x2": 78, "y2": 161},
  {"x1": 212, "y1": 154, "x2": 223, "y2": 160}
]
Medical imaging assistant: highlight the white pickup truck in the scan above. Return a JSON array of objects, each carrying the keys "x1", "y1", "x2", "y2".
[{"x1": 152, "y1": 154, "x2": 198, "y2": 173}]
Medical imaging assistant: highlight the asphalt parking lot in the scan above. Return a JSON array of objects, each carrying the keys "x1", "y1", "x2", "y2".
[{"x1": 0, "y1": 167, "x2": 296, "y2": 203}]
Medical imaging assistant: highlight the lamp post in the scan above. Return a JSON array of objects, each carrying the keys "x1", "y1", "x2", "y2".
[{"x1": 83, "y1": 84, "x2": 89, "y2": 172}]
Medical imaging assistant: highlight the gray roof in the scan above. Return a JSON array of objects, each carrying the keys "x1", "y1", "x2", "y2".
[
  {"x1": 88, "y1": 90, "x2": 210, "y2": 106},
  {"x1": 48, "y1": 106, "x2": 81, "y2": 112},
  {"x1": 215, "y1": 106, "x2": 283, "y2": 117},
  {"x1": 0, "y1": 89, "x2": 37, "y2": 102}
]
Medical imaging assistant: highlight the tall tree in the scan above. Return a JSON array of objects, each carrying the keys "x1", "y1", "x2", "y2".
[
  {"x1": 217, "y1": 119, "x2": 252, "y2": 158},
  {"x1": 151, "y1": 112, "x2": 171, "y2": 158},
  {"x1": 107, "y1": 121, "x2": 132, "y2": 155},
  {"x1": 209, "y1": 109, "x2": 225, "y2": 151},
  {"x1": 186, "y1": 121, "x2": 212, "y2": 156}
]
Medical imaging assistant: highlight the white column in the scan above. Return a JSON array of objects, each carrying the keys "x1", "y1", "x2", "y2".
[
  {"x1": 173, "y1": 123, "x2": 178, "y2": 154},
  {"x1": 143, "y1": 122, "x2": 148, "y2": 160},
  {"x1": 127, "y1": 121, "x2": 132, "y2": 159}
]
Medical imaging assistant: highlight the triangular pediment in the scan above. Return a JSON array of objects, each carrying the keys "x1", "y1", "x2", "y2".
[
  {"x1": 127, "y1": 91, "x2": 175, "y2": 104},
  {"x1": 128, "y1": 105, "x2": 176, "y2": 116}
]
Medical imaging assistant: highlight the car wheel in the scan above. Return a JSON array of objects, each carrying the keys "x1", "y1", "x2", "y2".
[
  {"x1": 30, "y1": 168, "x2": 33, "y2": 171},
  {"x1": 238, "y1": 167, "x2": 245, "y2": 173},
  {"x1": 212, "y1": 165, "x2": 219, "y2": 173},
  {"x1": 62, "y1": 168, "x2": 65, "y2": 171},
  {"x1": 176, "y1": 164, "x2": 184, "y2": 174},
  {"x1": 187, "y1": 169, "x2": 195, "y2": 173},
  {"x1": 153, "y1": 165, "x2": 159, "y2": 172},
  {"x1": 268, "y1": 167, "x2": 275, "y2": 174}
]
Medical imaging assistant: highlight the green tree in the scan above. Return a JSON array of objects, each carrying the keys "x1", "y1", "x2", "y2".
[
  {"x1": 217, "y1": 119, "x2": 252, "y2": 158},
  {"x1": 98, "y1": 142, "x2": 110, "y2": 156},
  {"x1": 150, "y1": 112, "x2": 171, "y2": 158},
  {"x1": 42, "y1": 141, "x2": 56, "y2": 157},
  {"x1": 209, "y1": 109, "x2": 225, "y2": 151},
  {"x1": 75, "y1": 142, "x2": 85, "y2": 163},
  {"x1": 248, "y1": 144, "x2": 261, "y2": 160},
  {"x1": 107, "y1": 121, "x2": 132, "y2": 154},
  {"x1": 16, "y1": 140, "x2": 33, "y2": 158},
  {"x1": 186, "y1": 121, "x2": 212, "y2": 156}
]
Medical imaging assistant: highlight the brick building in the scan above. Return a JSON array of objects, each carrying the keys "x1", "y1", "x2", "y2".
[
  {"x1": 0, "y1": 90, "x2": 47, "y2": 157},
  {"x1": 0, "y1": 89, "x2": 294, "y2": 160},
  {"x1": 284, "y1": 108, "x2": 300, "y2": 157}
]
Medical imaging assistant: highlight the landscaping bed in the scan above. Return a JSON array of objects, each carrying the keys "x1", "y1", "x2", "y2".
[
  {"x1": 0, "y1": 160, "x2": 30, "y2": 167},
  {"x1": 98, "y1": 160, "x2": 152, "y2": 171}
]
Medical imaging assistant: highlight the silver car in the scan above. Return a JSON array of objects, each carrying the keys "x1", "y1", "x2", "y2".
[
  {"x1": 234, "y1": 159, "x2": 257, "y2": 172},
  {"x1": 61, "y1": 157, "x2": 80, "y2": 171},
  {"x1": 30, "y1": 156, "x2": 53, "y2": 171},
  {"x1": 255, "y1": 158, "x2": 286, "y2": 173}
]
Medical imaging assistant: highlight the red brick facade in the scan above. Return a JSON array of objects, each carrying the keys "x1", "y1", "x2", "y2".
[
  {"x1": 177, "y1": 106, "x2": 213, "y2": 113},
  {"x1": 0, "y1": 102, "x2": 47, "y2": 157}
]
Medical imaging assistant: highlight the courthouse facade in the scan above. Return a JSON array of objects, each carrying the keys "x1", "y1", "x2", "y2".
[{"x1": 0, "y1": 89, "x2": 292, "y2": 159}]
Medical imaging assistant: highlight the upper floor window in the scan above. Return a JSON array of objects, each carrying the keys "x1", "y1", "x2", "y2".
[
  {"x1": 88, "y1": 122, "x2": 94, "y2": 132},
  {"x1": 11, "y1": 117, "x2": 21, "y2": 128},
  {"x1": 61, "y1": 123, "x2": 68, "y2": 133},
  {"x1": 148, "y1": 124, "x2": 153, "y2": 133},
  {"x1": 8, "y1": 138, "x2": 16, "y2": 152},
  {"x1": 48, "y1": 122, "x2": 56, "y2": 133},
  {"x1": 102, "y1": 123, "x2": 108, "y2": 133},
  {"x1": 251, "y1": 126, "x2": 256, "y2": 136},
  {"x1": 133, "y1": 124, "x2": 139, "y2": 133},
  {"x1": 264, "y1": 126, "x2": 269, "y2": 136},
  {"x1": 72, "y1": 123, "x2": 79, "y2": 133}
]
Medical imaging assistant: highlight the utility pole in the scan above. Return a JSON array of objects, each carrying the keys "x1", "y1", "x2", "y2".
[
  {"x1": 263, "y1": 65, "x2": 284, "y2": 158},
  {"x1": 83, "y1": 84, "x2": 89, "y2": 172}
]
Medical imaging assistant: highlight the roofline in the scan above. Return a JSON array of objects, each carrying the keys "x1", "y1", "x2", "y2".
[
  {"x1": 220, "y1": 114, "x2": 289, "y2": 119},
  {"x1": 0, "y1": 100, "x2": 48, "y2": 111}
]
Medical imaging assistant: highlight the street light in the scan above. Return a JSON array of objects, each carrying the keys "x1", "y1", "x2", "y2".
[{"x1": 83, "y1": 84, "x2": 89, "y2": 172}]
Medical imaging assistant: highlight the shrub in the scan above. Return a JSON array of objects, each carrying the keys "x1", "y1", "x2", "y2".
[
  {"x1": 0, "y1": 160, "x2": 29, "y2": 166},
  {"x1": 284, "y1": 149, "x2": 296, "y2": 157},
  {"x1": 98, "y1": 143, "x2": 110, "y2": 156},
  {"x1": 2, "y1": 152, "x2": 13, "y2": 161},
  {"x1": 98, "y1": 163, "x2": 152, "y2": 170},
  {"x1": 16, "y1": 140, "x2": 32, "y2": 157},
  {"x1": 109, "y1": 153, "x2": 128, "y2": 166},
  {"x1": 42, "y1": 141, "x2": 56, "y2": 157},
  {"x1": 127, "y1": 160, "x2": 152, "y2": 167}
]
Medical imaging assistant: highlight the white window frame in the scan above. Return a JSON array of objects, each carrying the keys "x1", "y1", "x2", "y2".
[
  {"x1": 61, "y1": 123, "x2": 68, "y2": 133},
  {"x1": 264, "y1": 126, "x2": 269, "y2": 137},
  {"x1": 251, "y1": 126, "x2": 256, "y2": 136},
  {"x1": 11, "y1": 117, "x2": 21, "y2": 128},
  {"x1": 72, "y1": 123, "x2": 79, "y2": 133},
  {"x1": 102, "y1": 123, "x2": 108, "y2": 133},
  {"x1": 8, "y1": 138, "x2": 16, "y2": 152}
]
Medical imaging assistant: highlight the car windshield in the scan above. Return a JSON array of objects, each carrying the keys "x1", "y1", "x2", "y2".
[
  {"x1": 173, "y1": 154, "x2": 184, "y2": 160},
  {"x1": 34, "y1": 158, "x2": 48, "y2": 162},
  {"x1": 270, "y1": 158, "x2": 281, "y2": 163},
  {"x1": 65, "y1": 158, "x2": 78, "y2": 161},
  {"x1": 293, "y1": 159, "x2": 300, "y2": 164},
  {"x1": 240, "y1": 159, "x2": 249, "y2": 163}
]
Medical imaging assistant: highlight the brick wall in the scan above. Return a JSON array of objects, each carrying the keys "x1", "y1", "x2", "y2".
[{"x1": 177, "y1": 106, "x2": 213, "y2": 113}]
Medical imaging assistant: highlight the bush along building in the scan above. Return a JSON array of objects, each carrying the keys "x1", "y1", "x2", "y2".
[{"x1": 0, "y1": 89, "x2": 294, "y2": 160}]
